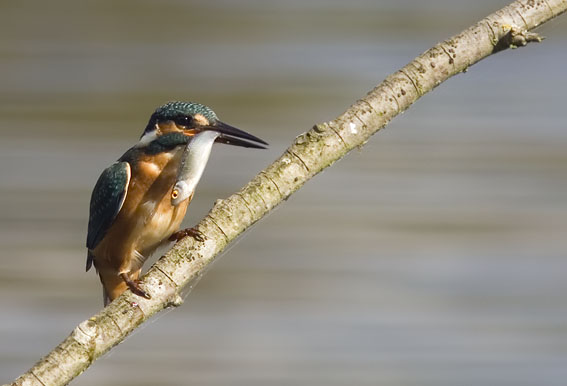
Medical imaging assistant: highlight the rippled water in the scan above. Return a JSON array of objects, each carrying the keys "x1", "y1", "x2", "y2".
[{"x1": 1, "y1": 1, "x2": 566, "y2": 385}]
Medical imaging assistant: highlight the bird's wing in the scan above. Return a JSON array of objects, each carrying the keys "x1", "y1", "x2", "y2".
[{"x1": 86, "y1": 161, "x2": 131, "y2": 271}]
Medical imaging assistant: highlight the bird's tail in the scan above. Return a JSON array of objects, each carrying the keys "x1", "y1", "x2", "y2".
[
  {"x1": 86, "y1": 251, "x2": 94, "y2": 272},
  {"x1": 98, "y1": 270, "x2": 129, "y2": 306},
  {"x1": 103, "y1": 287, "x2": 111, "y2": 307}
]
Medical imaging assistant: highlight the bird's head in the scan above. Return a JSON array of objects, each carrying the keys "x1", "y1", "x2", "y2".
[{"x1": 140, "y1": 101, "x2": 267, "y2": 149}]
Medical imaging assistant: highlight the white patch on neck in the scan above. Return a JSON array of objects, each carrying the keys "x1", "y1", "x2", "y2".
[
  {"x1": 136, "y1": 125, "x2": 159, "y2": 148},
  {"x1": 171, "y1": 130, "x2": 219, "y2": 206}
]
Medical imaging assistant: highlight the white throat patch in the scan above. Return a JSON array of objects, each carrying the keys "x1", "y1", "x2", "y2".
[{"x1": 136, "y1": 125, "x2": 159, "y2": 148}]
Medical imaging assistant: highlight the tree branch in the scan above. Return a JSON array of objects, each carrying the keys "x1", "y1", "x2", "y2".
[{"x1": 9, "y1": 1, "x2": 567, "y2": 385}]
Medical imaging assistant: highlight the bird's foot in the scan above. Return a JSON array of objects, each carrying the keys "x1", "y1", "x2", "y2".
[
  {"x1": 121, "y1": 273, "x2": 151, "y2": 300},
  {"x1": 169, "y1": 227, "x2": 206, "y2": 242}
]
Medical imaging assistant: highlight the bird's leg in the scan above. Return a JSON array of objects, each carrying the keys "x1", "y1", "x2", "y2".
[
  {"x1": 120, "y1": 273, "x2": 151, "y2": 299},
  {"x1": 169, "y1": 227, "x2": 205, "y2": 242}
]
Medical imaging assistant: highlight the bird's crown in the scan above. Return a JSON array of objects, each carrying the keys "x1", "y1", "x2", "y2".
[{"x1": 153, "y1": 101, "x2": 218, "y2": 123}]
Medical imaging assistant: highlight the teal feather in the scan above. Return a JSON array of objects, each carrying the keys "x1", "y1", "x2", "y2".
[{"x1": 86, "y1": 161, "x2": 131, "y2": 270}]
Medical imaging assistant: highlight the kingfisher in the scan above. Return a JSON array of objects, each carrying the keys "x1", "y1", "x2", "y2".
[{"x1": 86, "y1": 101, "x2": 267, "y2": 305}]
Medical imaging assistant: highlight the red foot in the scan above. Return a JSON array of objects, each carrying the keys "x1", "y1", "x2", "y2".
[
  {"x1": 169, "y1": 227, "x2": 206, "y2": 242},
  {"x1": 121, "y1": 273, "x2": 151, "y2": 299}
]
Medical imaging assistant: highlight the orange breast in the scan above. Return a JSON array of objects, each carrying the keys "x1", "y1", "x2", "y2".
[{"x1": 93, "y1": 148, "x2": 191, "y2": 274}]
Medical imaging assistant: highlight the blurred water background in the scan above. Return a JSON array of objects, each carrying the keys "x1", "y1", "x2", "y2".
[{"x1": 1, "y1": 1, "x2": 567, "y2": 385}]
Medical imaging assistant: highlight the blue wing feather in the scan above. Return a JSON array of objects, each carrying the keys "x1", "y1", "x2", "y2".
[{"x1": 86, "y1": 161, "x2": 131, "y2": 271}]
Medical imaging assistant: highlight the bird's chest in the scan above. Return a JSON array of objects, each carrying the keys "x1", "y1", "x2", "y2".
[{"x1": 124, "y1": 150, "x2": 189, "y2": 251}]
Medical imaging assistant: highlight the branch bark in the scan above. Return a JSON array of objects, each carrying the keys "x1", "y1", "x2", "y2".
[{"x1": 9, "y1": 1, "x2": 567, "y2": 385}]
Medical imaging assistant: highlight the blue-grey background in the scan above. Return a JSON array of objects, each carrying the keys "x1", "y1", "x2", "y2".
[{"x1": 1, "y1": 1, "x2": 566, "y2": 385}]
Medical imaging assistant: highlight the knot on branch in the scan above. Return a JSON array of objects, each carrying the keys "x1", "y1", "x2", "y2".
[{"x1": 495, "y1": 24, "x2": 544, "y2": 51}]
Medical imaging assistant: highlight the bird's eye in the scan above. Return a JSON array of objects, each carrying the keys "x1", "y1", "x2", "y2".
[{"x1": 174, "y1": 115, "x2": 193, "y2": 127}]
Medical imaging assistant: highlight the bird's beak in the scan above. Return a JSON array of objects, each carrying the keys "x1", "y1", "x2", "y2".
[{"x1": 205, "y1": 121, "x2": 268, "y2": 149}]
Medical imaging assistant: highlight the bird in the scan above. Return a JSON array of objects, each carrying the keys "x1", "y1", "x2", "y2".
[{"x1": 86, "y1": 101, "x2": 268, "y2": 305}]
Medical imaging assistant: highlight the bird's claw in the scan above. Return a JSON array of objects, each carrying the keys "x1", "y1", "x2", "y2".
[
  {"x1": 121, "y1": 274, "x2": 151, "y2": 299},
  {"x1": 169, "y1": 227, "x2": 206, "y2": 242}
]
